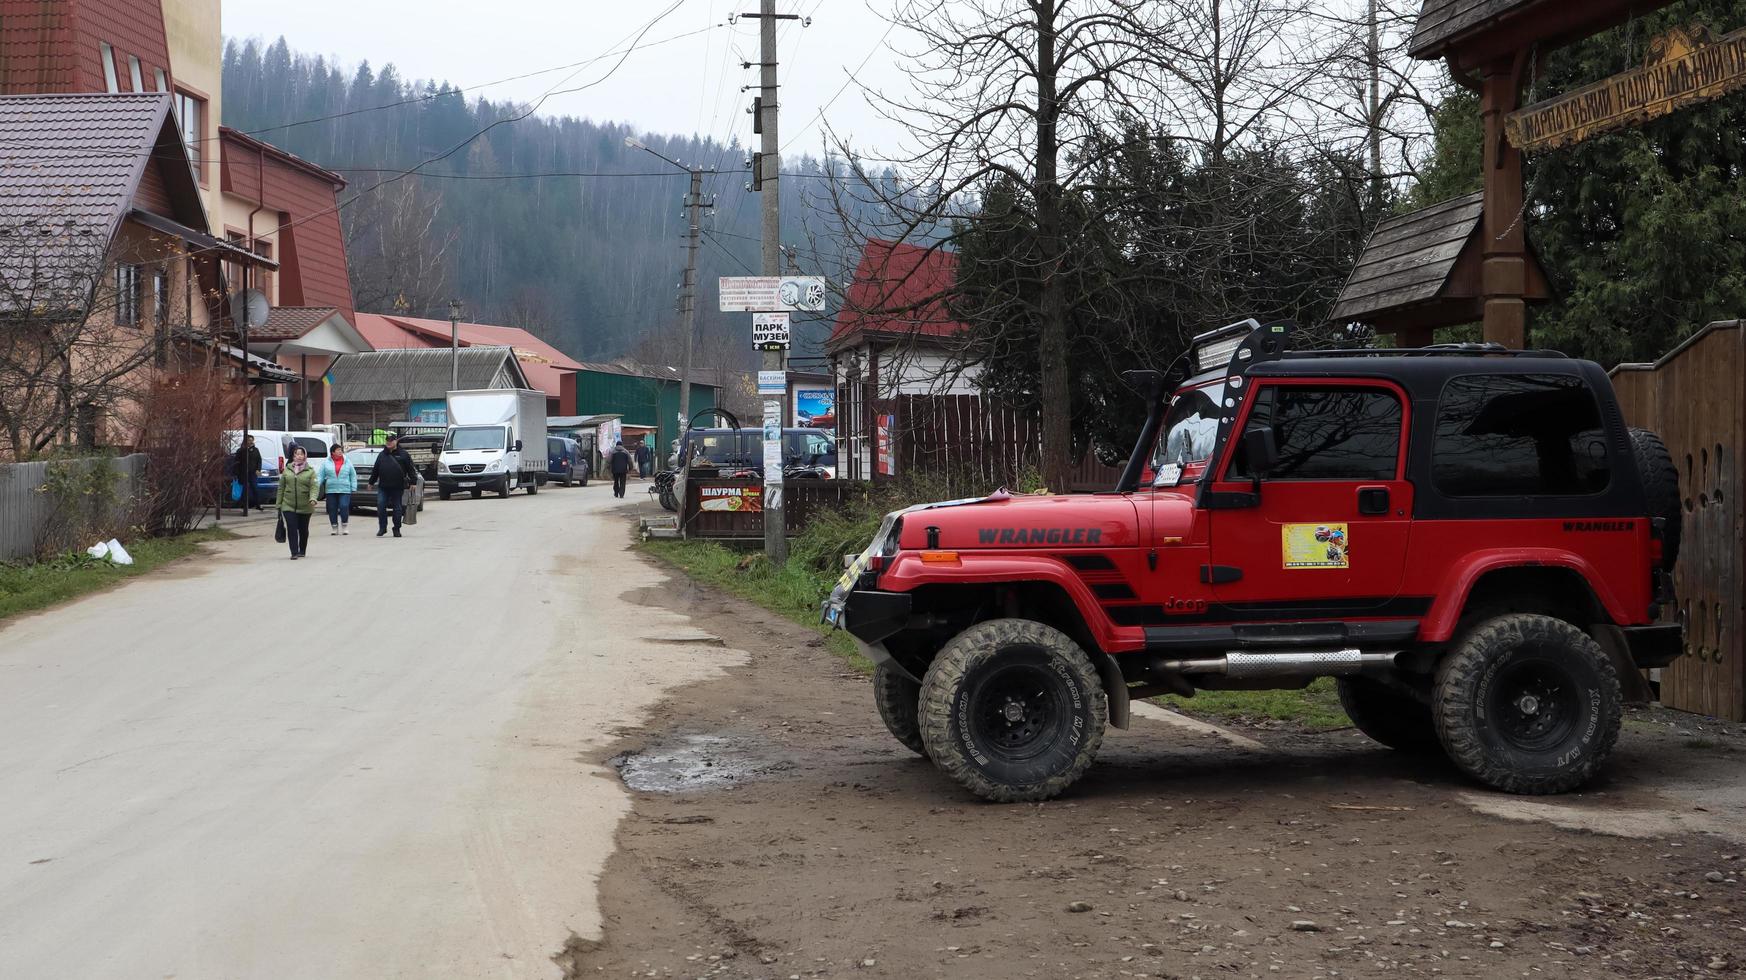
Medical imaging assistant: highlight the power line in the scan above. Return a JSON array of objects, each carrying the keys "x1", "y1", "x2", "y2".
[{"x1": 779, "y1": 18, "x2": 895, "y2": 153}]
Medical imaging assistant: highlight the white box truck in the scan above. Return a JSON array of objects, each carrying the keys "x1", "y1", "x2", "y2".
[{"x1": 437, "y1": 389, "x2": 548, "y2": 499}]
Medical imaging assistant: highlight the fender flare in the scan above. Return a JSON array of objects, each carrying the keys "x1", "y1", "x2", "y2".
[{"x1": 1423, "y1": 549, "x2": 1632, "y2": 642}]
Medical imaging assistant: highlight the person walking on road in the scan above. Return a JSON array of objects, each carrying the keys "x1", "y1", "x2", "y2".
[
  {"x1": 319, "y1": 444, "x2": 359, "y2": 535},
  {"x1": 635, "y1": 441, "x2": 653, "y2": 479},
  {"x1": 233, "y1": 434, "x2": 262, "y2": 512},
  {"x1": 276, "y1": 446, "x2": 319, "y2": 559},
  {"x1": 368, "y1": 434, "x2": 417, "y2": 537},
  {"x1": 609, "y1": 441, "x2": 632, "y2": 499}
]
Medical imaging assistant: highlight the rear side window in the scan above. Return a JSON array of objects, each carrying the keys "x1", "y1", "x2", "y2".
[
  {"x1": 290, "y1": 436, "x2": 327, "y2": 457},
  {"x1": 1433, "y1": 374, "x2": 1610, "y2": 496},
  {"x1": 1232, "y1": 385, "x2": 1403, "y2": 481}
]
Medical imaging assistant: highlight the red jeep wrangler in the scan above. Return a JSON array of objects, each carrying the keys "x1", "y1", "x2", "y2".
[{"x1": 825, "y1": 320, "x2": 1685, "y2": 802}]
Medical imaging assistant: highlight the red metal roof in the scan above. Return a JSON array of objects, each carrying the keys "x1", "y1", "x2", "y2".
[
  {"x1": 352, "y1": 312, "x2": 582, "y2": 401},
  {"x1": 827, "y1": 238, "x2": 967, "y2": 351},
  {"x1": 219, "y1": 128, "x2": 355, "y2": 321}
]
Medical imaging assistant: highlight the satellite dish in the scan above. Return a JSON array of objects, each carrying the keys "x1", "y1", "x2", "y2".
[{"x1": 230, "y1": 289, "x2": 271, "y2": 330}]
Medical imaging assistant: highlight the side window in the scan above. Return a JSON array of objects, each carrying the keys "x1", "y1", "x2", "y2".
[
  {"x1": 1231, "y1": 385, "x2": 1402, "y2": 481},
  {"x1": 1433, "y1": 374, "x2": 1610, "y2": 496}
]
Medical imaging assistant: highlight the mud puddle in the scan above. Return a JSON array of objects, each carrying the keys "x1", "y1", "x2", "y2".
[{"x1": 612, "y1": 733, "x2": 795, "y2": 793}]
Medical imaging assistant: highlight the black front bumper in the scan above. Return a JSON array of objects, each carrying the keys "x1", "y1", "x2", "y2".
[
  {"x1": 837, "y1": 589, "x2": 911, "y2": 646},
  {"x1": 1624, "y1": 623, "x2": 1685, "y2": 669}
]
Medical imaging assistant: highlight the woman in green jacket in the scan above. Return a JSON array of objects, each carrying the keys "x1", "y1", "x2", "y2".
[{"x1": 276, "y1": 446, "x2": 320, "y2": 559}]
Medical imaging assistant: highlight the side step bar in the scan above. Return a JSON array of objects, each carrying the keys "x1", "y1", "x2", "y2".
[
  {"x1": 1143, "y1": 619, "x2": 1421, "y2": 653},
  {"x1": 1155, "y1": 649, "x2": 1399, "y2": 680}
]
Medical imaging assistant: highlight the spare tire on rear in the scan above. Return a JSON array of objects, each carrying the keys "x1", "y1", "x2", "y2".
[{"x1": 1628, "y1": 427, "x2": 1681, "y2": 570}]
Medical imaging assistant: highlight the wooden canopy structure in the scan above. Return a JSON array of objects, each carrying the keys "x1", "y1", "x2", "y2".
[
  {"x1": 1342, "y1": 0, "x2": 1682, "y2": 347},
  {"x1": 1333, "y1": 192, "x2": 1550, "y2": 344}
]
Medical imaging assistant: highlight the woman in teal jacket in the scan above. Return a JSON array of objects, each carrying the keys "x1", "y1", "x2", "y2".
[
  {"x1": 319, "y1": 444, "x2": 359, "y2": 536},
  {"x1": 276, "y1": 446, "x2": 320, "y2": 559}
]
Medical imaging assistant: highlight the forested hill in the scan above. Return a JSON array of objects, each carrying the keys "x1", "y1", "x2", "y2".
[{"x1": 221, "y1": 37, "x2": 869, "y2": 364}]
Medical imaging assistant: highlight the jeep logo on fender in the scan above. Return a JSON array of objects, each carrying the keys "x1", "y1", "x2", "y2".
[
  {"x1": 1562, "y1": 520, "x2": 1636, "y2": 532},
  {"x1": 978, "y1": 527, "x2": 1104, "y2": 545}
]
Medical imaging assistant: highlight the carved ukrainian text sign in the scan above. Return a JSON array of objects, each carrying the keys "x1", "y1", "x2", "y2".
[{"x1": 1506, "y1": 25, "x2": 1746, "y2": 153}]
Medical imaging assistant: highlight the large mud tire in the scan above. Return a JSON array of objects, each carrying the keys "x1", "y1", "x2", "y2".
[
  {"x1": 1433, "y1": 614, "x2": 1621, "y2": 795},
  {"x1": 1628, "y1": 427, "x2": 1681, "y2": 571},
  {"x1": 918, "y1": 619, "x2": 1106, "y2": 803},
  {"x1": 1336, "y1": 677, "x2": 1441, "y2": 753},
  {"x1": 873, "y1": 664, "x2": 927, "y2": 757}
]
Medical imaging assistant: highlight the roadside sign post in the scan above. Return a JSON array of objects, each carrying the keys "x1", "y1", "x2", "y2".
[{"x1": 725, "y1": 276, "x2": 828, "y2": 561}]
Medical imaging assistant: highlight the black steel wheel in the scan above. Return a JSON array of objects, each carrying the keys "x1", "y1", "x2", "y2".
[
  {"x1": 918, "y1": 619, "x2": 1106, "y2": 803},
  {"x1": 1433, "y1": 613, "x2": 1621, "y2": 795}
]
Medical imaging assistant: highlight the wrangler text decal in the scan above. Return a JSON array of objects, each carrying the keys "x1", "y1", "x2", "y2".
[{"x1": 978, "y1": 527, "x2": 1103, "y2": 545}]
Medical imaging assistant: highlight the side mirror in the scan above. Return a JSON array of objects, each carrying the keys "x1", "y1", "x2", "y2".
[
  {"x1": 1241, "y1": 426, "x2": 1279, "y2": 478},
  {"x1": 513, "y1": 439, "x2": 523, "y2": 452}
]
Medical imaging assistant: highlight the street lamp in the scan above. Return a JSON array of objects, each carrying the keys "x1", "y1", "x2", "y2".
[
  {"x1": 448, "y1": 299, "x2": 464, "y2": 394},
  {"x1": 625, "y1": 134, "x2": 702, "y2": 447}
]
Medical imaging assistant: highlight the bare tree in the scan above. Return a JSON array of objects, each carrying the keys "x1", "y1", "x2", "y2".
[
  {"x1": 829, "y1": 0, "x2": 1179, "y2": 490},
  {"x1": 0, "y1": 217, "x2": 195, "y2": 459},
  {"x1": 343, "y1": 176, "x2": 456, "y2": 315}
]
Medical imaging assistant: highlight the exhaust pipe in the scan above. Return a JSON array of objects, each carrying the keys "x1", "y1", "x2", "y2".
[{"x1": 1155, "y1": 649, "x2": 1398, "y2": 680}]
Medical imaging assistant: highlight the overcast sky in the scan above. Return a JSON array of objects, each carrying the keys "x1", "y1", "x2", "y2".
[{"x1": 224, "y1": 0, "x2": 912, "y2": 157}]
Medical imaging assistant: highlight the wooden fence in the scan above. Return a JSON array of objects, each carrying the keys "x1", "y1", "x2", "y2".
[
  {"x1": 875, "y1": 394, "x2": 1125, "y2": 492},
  {"x1": 1611, "y1": 320, "x2": 1744, "y2": 720},
  {"x1": 0, "y1": 454, "x2": 149, "y2": 561}
]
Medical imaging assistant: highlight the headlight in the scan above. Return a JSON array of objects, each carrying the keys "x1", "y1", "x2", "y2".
[
  {"x1": 437, "y1": 462, "x2": 449, "y2": 474},
  {"x1": 486, "y1": 460, "x2": 504, "y2": 473}
]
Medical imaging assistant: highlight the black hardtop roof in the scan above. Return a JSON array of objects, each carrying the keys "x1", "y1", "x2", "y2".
[{"x1": 1254, "y1": 350, "x2": 1596, "y2": 381}]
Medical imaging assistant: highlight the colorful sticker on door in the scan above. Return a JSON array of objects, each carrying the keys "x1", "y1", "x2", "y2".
[{"x1": 1282, "y1": 523, "x2": 1349, "y2": 569}]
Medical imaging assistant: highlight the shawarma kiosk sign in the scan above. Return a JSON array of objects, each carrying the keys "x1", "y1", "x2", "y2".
[{"x1": 1506, "y1": 25, "x2": 1746, "y2": 154}]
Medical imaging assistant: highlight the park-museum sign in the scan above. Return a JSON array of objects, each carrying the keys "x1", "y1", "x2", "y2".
[{"x1": 1506, "y1": 25, "x2": 1746, "y2": 153}]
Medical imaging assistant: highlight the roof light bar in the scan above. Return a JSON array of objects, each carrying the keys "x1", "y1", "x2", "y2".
[{"x1": 1192, "y1": 319, "x2": 1261, "y2": 374}]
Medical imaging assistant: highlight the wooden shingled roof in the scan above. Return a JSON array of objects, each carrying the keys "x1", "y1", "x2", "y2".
[
  {"x1": 1408, "y1": 0, "x2": 1539, "y2": 57},
  {"x1": 1330, "y1": 192, "x2": 1548, "y2": 333}
]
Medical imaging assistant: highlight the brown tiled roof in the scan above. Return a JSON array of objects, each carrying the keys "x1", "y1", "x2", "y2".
[
  {"x1": 1331, "y1": 192, "x2": 1483, "y2": 321},
  {"x1": 1408, "y1": 0, "x2": 1538, "y2": 58},
  {"x1": 254, "y1": 305, "x2": 341, "y2": 341},
  {"x1": 0, "y1": 93, "x2": 191, "y2": 313}
]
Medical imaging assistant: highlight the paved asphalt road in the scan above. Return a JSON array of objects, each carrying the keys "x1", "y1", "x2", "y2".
[{"x1": 0, "y1": 483, "x2": 738, "y2": 979}]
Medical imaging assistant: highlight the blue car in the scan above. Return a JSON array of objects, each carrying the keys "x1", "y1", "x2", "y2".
[{"x1": 547, "y1": 435, "x2": 588, "y2": 487}]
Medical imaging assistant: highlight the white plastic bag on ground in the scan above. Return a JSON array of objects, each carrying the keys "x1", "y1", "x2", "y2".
[
  {"x1": 86, "y1": 541, "x2": 110, "y2": 560},
  {"x1": 105, "y1": 539, "x2": 133, "y2": 565}
]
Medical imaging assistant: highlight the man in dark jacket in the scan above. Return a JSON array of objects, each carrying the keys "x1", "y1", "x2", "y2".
[
  {"x1": 609, "y1": 441, "x2": 632, "y2": 498},
  {"x1": 233, "y1": 435, "x2": 262, "y2": 512},
  {"x1": 368, "y1": 434, "x2": 417, "y2": 537},
  {"x1": 635, "y1": 441, "x2": 653, "y2": 478}
]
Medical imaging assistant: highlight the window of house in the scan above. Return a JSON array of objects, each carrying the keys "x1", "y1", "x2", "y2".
[
  {"x1": 173, "y1": 91, "x2": 204, "y2": 180},
  {"x1": 115, "y1": 264, "x2": 142, "y2": 327},
  {"x1": 222, "y1": 231, "x2": 247, "y2": 296},
  {"x1": 255, "y1": 239, "x2": 274, "y2": 300},
  {"x1": 152, "y1": 269, "x2": 170, "y2": 326},
  {"x1": 155, "y1": 68, "x2": 168, "y2": 92},
  {"x1": 128, "y1": 56, "x2": 144, "y2": 91},
  {"x1": 1433, "y1": 374, "x2": 1611, "y2": 496},
  {"x1": 1229, "y1": 385, "x2": 1402, "y2": 481},
  {"x1": 99, "y1": 43, "x2": 119, "y2": 92}
]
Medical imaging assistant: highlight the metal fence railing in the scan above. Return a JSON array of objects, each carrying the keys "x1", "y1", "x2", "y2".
[{"x1": 0, "y1": 454, "x2": 148, "y2": 562}]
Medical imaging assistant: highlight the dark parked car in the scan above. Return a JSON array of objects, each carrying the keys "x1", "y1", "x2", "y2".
[
  {"x1": 547, "y1": 435, "x2": 589, "y2": 487},
  {"x1": 348, "y1": 446, "x2": 426, "y2": 512}
]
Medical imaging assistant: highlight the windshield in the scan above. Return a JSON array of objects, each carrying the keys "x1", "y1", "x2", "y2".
[
  {"x1": 685, "y1": 431, "x2": 752, "y2": 465},
  {"x1": 783, "y1": 431, "x2": 837, "y2": 466},
  {"x1": 1153, "y1": 380, "x2": 1228, "y2": 473},
  {"x1": 445, "y1": 426, "x2": 508, "y2": 452}
]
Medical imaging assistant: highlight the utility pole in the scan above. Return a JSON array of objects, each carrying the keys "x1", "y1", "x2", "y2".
[
  {"x1": 1366, "y1": 0, "x2": 1384, "y2": 211},
  {"x1": 753, "y1": 0, "x2": 790, "y2": 563},
  {"x1": 678, "y1": 167, "x2": 702, "y2": 435},
  {"x1": 448, "y1": 298, "x2": 463, "y2": 394}
]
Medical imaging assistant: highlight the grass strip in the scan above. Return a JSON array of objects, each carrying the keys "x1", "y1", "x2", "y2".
[
  {"x1": 641, "y1": 538, "x2": 873, "y2": 673},
  {"x1": 1152, "y1": 678, "x2": 1350, "y2": 731},
  {"x1": 0, "y1": 527, "x2": 237, "y2": 623}
]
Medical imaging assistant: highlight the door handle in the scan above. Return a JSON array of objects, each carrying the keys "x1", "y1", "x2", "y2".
[{"x1": 1358, "y1": 486, "x2": 1390, "y2": 515}]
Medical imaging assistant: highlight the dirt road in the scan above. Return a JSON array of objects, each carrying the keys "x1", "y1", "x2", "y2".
[
  {"x1": 579, "y1": 558, "x2": 1746, "y2": 979},
  {"x1": 0, "y1": 486, "x2": 740, "y2": 979}
]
